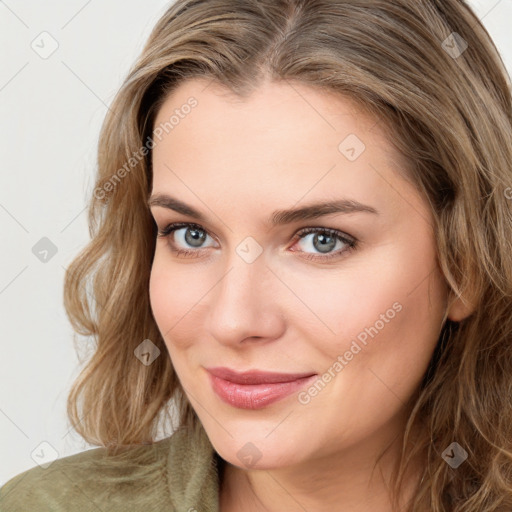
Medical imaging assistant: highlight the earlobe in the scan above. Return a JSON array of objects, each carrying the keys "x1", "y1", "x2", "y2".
[{"x1": 446, "y1": 294, "x2": 477, "y2": 322}]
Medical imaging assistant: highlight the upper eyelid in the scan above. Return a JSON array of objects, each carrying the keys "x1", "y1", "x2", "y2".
[
  {"x1": 158, "y1": 222, "x2": 219, "y2": 246},
  {"x1": 296, "y1": 225, "x2": 355, "y2": 239}
]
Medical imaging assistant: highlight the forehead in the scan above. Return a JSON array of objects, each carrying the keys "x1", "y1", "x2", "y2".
[
  {"x1": 153, "y1": 78, "x2": 386, "y2": 149},
  {"x1": 150, "y1": 79, "x2": 413, "y2": 221}
]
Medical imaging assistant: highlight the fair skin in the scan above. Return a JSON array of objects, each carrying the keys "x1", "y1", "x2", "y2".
[{"x1": 148, "y1": 78, "x2": 471, "y2": 511}]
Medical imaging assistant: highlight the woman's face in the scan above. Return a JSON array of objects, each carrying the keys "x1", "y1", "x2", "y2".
[{"x1": 148, "y1": 78, "x2": 451, "y2": 470}]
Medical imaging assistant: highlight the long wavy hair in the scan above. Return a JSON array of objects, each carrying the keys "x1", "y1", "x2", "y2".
[{"x1": 62, "y1": 0, "x2": 512, "y2": 510}]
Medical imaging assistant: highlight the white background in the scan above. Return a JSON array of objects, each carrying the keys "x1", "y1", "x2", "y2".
[{"x1": 1, "y1": 0, "x2": 511, "y2": 486}]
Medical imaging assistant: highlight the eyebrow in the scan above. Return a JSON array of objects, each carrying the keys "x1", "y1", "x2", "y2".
[{"x1": 147, "y1": 193, "x2": 379, "y2": 226}]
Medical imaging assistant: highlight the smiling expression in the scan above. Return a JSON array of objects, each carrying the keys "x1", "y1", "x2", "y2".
[{"x1": 148, "y1": 78, "x2": 450, "y2": 470}]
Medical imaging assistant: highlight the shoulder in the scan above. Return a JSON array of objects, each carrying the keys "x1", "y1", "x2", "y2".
[
  {"x1": 0, "y1": 425, "x2": 221, "y2": 512},
  {"x1": 0, "y1": 436, "x2": 174, "y2": 512}
]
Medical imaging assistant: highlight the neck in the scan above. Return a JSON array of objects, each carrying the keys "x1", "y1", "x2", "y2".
[{"x1": 218, "y1": 414, "x2": 424, "y2": 512}]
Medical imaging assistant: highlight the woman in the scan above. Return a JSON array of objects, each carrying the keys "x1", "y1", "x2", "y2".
[{"x1": 2, "y1": 0, "x2": 512, "y2": 510}]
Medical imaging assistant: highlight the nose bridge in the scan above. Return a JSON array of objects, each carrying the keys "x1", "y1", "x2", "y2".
[
  {"x1": 205, "y1": 242, "x2": 283, "y2": 343},
  {"x1": 219, "y1": 235, "x2": 269, "y2": 301}
]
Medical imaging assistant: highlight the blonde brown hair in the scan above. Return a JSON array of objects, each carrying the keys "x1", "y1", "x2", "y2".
[{"x1": 63, "y1": 0, "x2": 512, "y2": 510}]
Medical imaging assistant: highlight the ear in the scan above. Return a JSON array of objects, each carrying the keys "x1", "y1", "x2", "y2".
[{"x1": 446, "y1": 292, "x2": 477, "y2": 322}]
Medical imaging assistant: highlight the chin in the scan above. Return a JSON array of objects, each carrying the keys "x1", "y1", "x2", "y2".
[{"x1": 211, "y1": 433, "x2": 305, "y2": 471}]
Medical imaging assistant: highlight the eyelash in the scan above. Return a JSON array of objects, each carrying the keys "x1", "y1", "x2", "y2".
[{"x1": 156, "y1": 222, "x2": 358, "y2": 262}]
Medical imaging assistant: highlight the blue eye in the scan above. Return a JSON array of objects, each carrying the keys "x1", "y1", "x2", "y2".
[
  {"x1": 156, "y1": 222, "x2": 358, "y2": 261},
  {"x1": 292, "y1": 226, "x2": 357, "y2": 261},
  {"x1": 157, "y1": 222, "x2": 215, "y2": 258}
]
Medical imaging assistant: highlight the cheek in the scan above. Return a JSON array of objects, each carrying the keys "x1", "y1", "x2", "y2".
[
  {"x1": 149, "y1": 250, "x2": 207, "y2": 349},
  {"x1": 289, "y1": 244, "x2": 447, "y2": 443},
  {"x1": 288, "y1": 237, "x2": 446, "y2": 369},
  {"x1": 149, "y1": 253, "x2": 171, "y2": 331},
  {"x1": 149, "y1": 248, "x2": 216, "y2": 354}
]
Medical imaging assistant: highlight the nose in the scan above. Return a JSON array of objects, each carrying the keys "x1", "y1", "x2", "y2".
[{"x1": 204, "y1": 249, "x2": 285, "y2": 347}]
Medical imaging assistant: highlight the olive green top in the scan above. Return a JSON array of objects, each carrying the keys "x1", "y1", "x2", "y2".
[{"x1": 0, "y1": 423, "x2": 223, "y2": 512}]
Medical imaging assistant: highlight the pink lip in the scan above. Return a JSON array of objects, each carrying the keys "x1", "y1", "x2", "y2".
[{"x1": 206, "y1": 367, "x2": 317, "y2": 410}]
